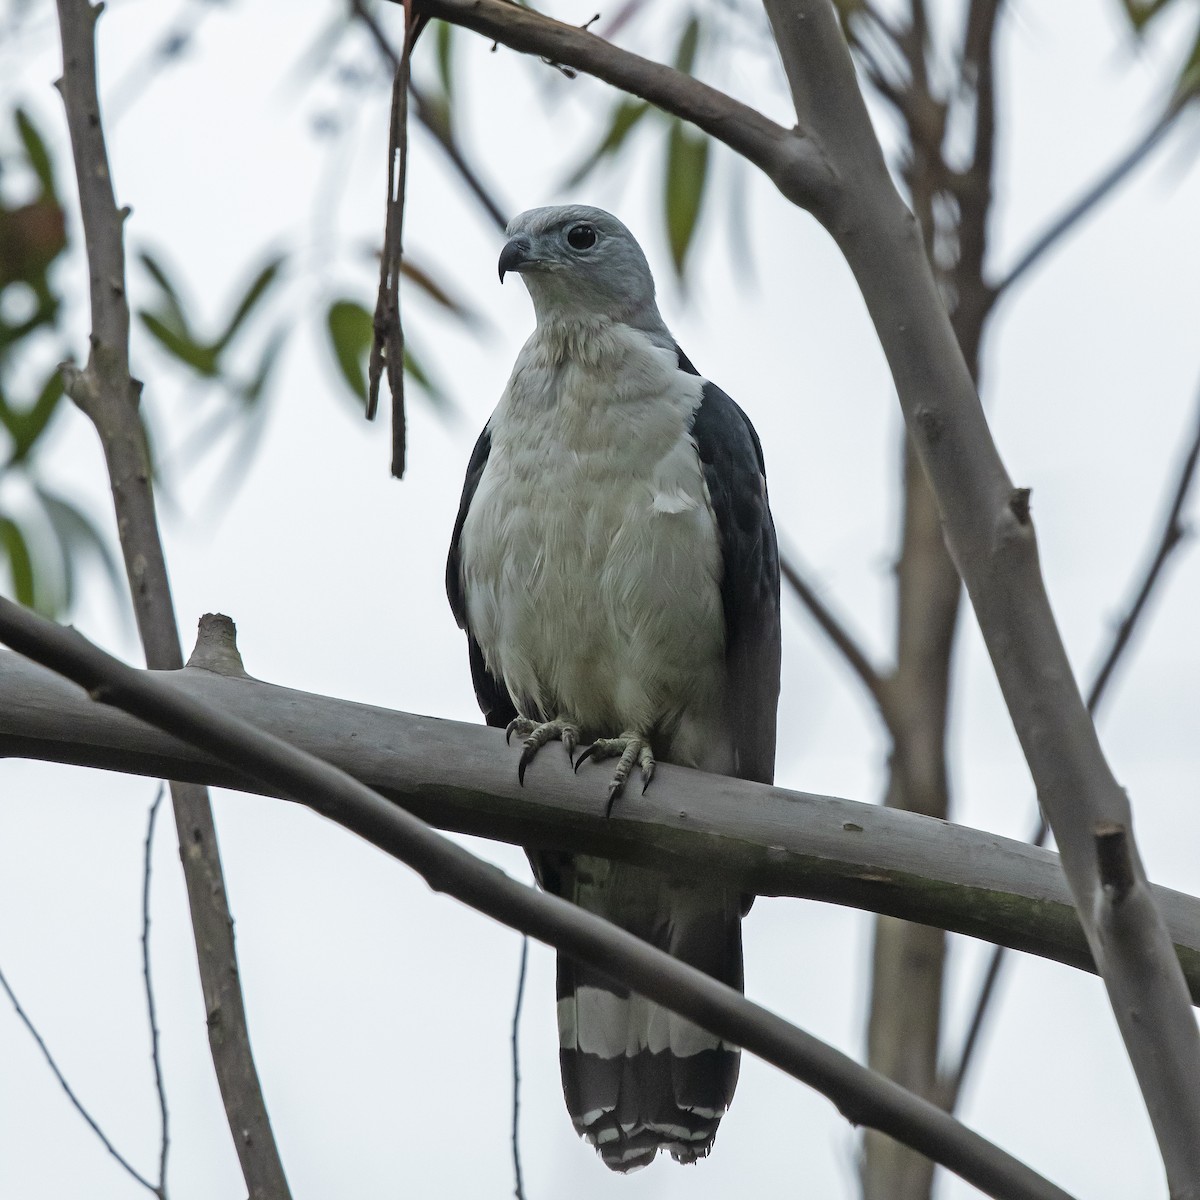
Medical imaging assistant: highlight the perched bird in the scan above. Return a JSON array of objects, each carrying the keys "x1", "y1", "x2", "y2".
[{"x1": 446, "y1": 205, "x2": 780, "y2": 1171}]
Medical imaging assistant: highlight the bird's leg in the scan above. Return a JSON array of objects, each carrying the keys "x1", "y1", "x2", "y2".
[
  {"x1": 575, "y1": 731, "x2": 656, "y2": 816},
  {"x1": 506, "y1": 715, "x2": 582, "y2": 784}
]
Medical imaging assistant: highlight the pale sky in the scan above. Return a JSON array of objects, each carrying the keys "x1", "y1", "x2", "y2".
[{"x1": 2, "y1": 1, "x2": 1200, "y2": 1197}]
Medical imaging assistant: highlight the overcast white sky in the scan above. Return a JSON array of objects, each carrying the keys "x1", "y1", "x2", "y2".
[{"x1": 2, "y1": 1, "x2": 1200, "y2": 1197}]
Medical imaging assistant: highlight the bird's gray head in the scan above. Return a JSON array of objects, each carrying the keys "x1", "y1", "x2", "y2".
[{"x1": 498, "y1": 205, "x2": 665, "y2": 334}]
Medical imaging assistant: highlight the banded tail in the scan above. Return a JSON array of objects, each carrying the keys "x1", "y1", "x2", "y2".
[{"x1": 545, "y1": 853, "x2": 744, "y2": 1172}]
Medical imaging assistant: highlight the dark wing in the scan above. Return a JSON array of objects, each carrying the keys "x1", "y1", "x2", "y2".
[
  {"x1": 446, "y1": 424, "x2": 518, "y2": 730},
  {"x1": 678, "y1": 348, "x2": 781, "y2": 785}
]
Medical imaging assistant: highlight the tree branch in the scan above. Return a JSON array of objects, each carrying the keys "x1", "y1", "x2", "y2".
[
  {"x1": 5, "y1": 628, "x2": 1200, "y2": 999},
  {"x1": 945, "y1": 384, "x2": 1200, "y2": 1108},
  {"x1": 350, "y1": 0, "x2": 509, "y2": 231},
  {"x1": 408, "y1": 80, "x2": 508, "y2": 231},
  {"x1": 405, "y1": 0, "x2": 839, "y2": 218},
  {"x1": 0, "y1": 598, "x2": 1079, "y2": 1200},
  {"x1": 510, "y1": 937, "x2": 528, "y2": 1200},
  {"x1": 993, "y1": 108, "x2": 1175, "y2": 297},
  {"x1": 52, "y1": 4, "x2": 290, "y2": 1195},
  {"x1": 860, "y1": 7, "x2": 1002, "y2": 1191},
  {"x1": 779, "y1": 550, "x2": 893, "y2": 726},
  {"x1": 141, "y1": 784, "x2": 169, "y2": 1197},
  {"x1": 757, "y1": 1, "x2": 1200, "y2": 1184},
  {"x1": 0, "y1": 963, "x2": 160, "y2": 1197}
]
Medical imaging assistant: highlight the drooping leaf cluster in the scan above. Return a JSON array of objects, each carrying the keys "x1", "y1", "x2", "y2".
[{"x1": 0, "y1": 107, "x2": 120, "y2": 615}]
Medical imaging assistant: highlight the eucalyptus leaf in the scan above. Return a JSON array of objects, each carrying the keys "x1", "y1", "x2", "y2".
[
  {"x1": 673, "y1": 14, "x2": 701, "y2": 75},
  {"x1": 14, "y1": 108, "x2": 56, "y2": 198},
  {"x1": 139, "y1": 311, "x2": 219, "y2": 376},
  {"x1": 563, "y1": 98, "x2": 651, "y2": 188},
  {"x1": 401, "y1": 258, "x2": 482, "y2": 326},
  {"x1": 435, "y1": 20, "x2": 455, "y2": 99},
  {"x1": 138, "y1": 251, "x2": 189, "y2": 331},
  {"x1": 6, "y1": 367, "x2": 65, "y2": 465},
  {"x1": 326, "y1": 298, "x2": 374, "y2": 402},
  {"x1": 0, "y1": 515, "x2": 36, "y2": 609},
  {"x1": 664, "y1": 118, "x2": 710, "y2": 277},
  {"x1": 403, "y1": 343, "x2": 454, "y2": 418},
  {"x1": 214, "y1": 256, "x2": 286, "y2": 354},
  {"x1": 36, "y1": 487, "x2": 124, "y2": 611}
]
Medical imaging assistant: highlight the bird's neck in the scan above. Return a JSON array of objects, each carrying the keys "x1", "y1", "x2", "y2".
[{"x1": 527, "y1": 306, "x2": 674, "y2": 367}]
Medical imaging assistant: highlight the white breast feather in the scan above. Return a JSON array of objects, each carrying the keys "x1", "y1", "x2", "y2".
[{"x1": 459, "y1": 322, "x2": 731, "y2": 771}]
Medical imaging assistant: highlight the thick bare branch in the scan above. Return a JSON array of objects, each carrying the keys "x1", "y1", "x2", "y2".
[
  {"x1": 761, "y1": 0, "x2": 1200, "y2": 1184},
  {"x1": 864, "y1": 5, "x2": 1001, "y2": 1193},
  {"x1": 0, "y1": 599, "x2": 1080, "y2": 1200},
  {"x1": 52, "y1": 3, "x2": 290, "y2": 1195},
  {"x1": 947, "y1": 386, "x2": 1200, "y2": 1107},
  {"x1": 5, "y1": 635, "x2": 1200, "y2": 999},
  {"x1": 405, "y1": 0, "x2": 839, "y2": 217}
]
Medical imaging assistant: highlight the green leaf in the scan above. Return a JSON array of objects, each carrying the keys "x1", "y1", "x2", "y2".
[
  {"x1": 139, "y1": 310, "x2": 219, "y2": 376},
  {"x1": 239, "y1": 325, "x2": 289, "y2": 407},
  {"x1": 401, "y1": 258, "x2": 482, "y2": 326},
  {"x1": 213, "y1": 256, "x2": 286, "y2": 354},
  {"x1": 403, "y1": 343, "x2": 455, "y2": 418},
  {"x1": 563, "y1": 98, "x2": 651, "y2": 188},
  {"x1": 673, "y1": 14, "x2": 701, "y2": 75},
  {"x1": 6, "y1": 367, "x2": 65, "y2": 465},
  {"x1": 664, "y1": 118, "x2": 710, "y2": 277},
  {"x1": 138, "y1": 251, "x2": 189, "y2": 332},
  {"x1": 434, "y1": 20, "x2": 455, "y2": 98},
  {"x1": 1117, "y1": 0, "x2": 1200, "y2": 104},
  {"x1": 1119, "y1": 0, "x2": 1173, "y2": 32},
  {"x1": 14, "y1": 108, "x2": 56, "y2": 198},
  {"x1": 1178, "y1": 24, "x2": 1200, "y2": 101},
  {"x1": 326, "y1": 298, "x2": 374, "y2": 401},
  {"x1": 36, "y1": 487, "x2": 124, "y2": 611},
  {"x1": 0, "y1": 516, "x2": 35, "y2": 608}
]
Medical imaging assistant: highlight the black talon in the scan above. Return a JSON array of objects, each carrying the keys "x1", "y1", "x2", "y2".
[
  {"x1": 518, "y1": 743, "x2": 536, "y2": 785},
  {"x1": 640, "y1": 760, "x2": 655, "y2": 794},
  {"x1": 574, "y1": 744, "x2": 598, "y2": 773},
  {"x1": 506, "y1": 719, "x2": 519, "y2": 746},
  {"x1": 604, "y1": 778, "x2": 625, "y2": 818}
]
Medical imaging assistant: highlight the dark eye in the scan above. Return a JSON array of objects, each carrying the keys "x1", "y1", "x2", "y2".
[{"x1": 567, "y1": 224, "x2": 597, "y2": 250}]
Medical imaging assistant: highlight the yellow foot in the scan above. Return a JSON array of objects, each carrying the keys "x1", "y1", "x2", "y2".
[
  {"x1": 575, "y1": 731, "x2": 656, "y2": 816},
  {"x1": 506, "y1": 716, "x2": 582, "y2": 784}
]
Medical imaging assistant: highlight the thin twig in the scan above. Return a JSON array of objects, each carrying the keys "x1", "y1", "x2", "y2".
[
  {"x1": 1085, "y1": 395, "x2": 1200, "y2": 712},
  {"x1": 142, "y1": 783, "x2": 170, "y2": 1196},
  {"x1": 408, "y1": 81, "x2": 508, "y2": 231},
  {"x1": 993, "y1": 107, "x2": 1175, "y2": 297},
  {"x1": 779, "y1": 551, "x2": 893, "y2": 729},
  {"x1": 0, "y1": 963, "x2": 159, "y2": 1196},
  {"x1": 510, "y1": 936, "x2": 528, "y2": 1200},
  {"x1": 367, "y1": 20, "x2": 417, "y2": 477},
  {"x1": 351, "y1": 0, "x2": 401, "y2": 69},
  {"x1": 944, "y1": 385, "x2": 1200, "y2": 1108},
  {"x1": 350, "y1": 0, "x2": 507, "y2": 229},
  {"x1": 0, "y1": 599, "x2": 1079, "y2": 1200}
]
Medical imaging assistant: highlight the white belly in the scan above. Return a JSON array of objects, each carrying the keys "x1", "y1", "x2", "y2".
[{"x1": 459, "y1": 326, "x2": 730, "y2": 771}]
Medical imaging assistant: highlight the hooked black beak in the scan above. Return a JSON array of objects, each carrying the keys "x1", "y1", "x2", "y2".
[{"x1": 498, "y1": 235, "x2": 533, "y2": 283}]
